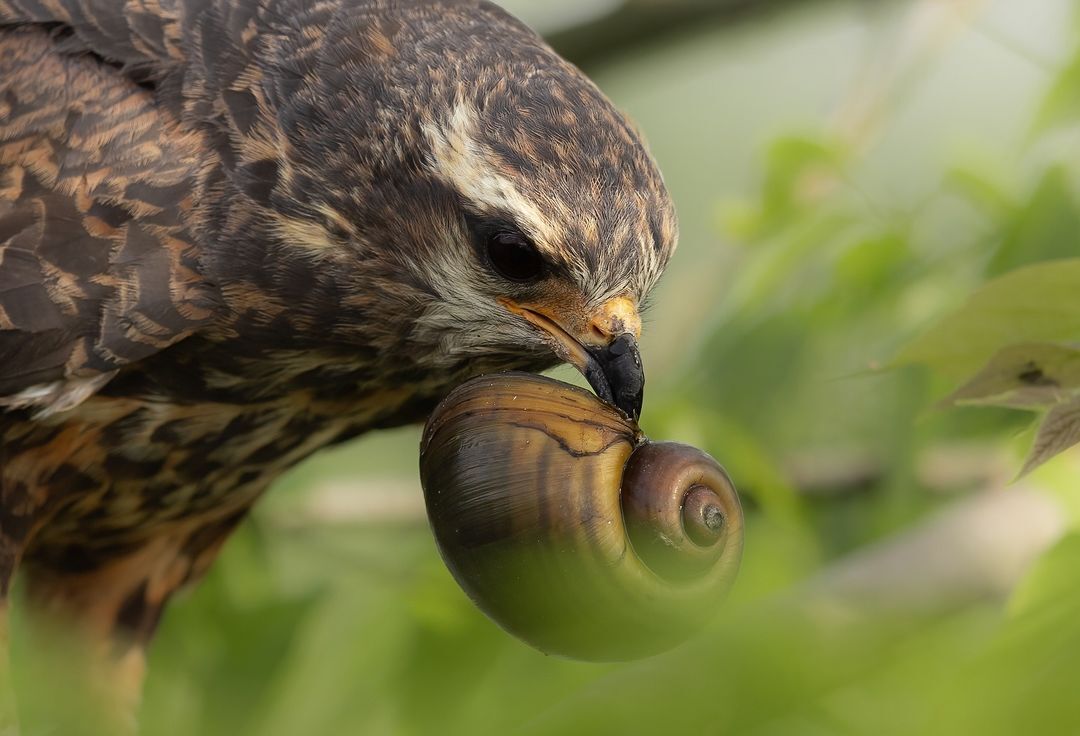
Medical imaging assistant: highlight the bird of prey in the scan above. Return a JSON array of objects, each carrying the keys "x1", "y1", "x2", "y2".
[{"x1": 0, "y1": 0, "x2": 676, "y2": 727}]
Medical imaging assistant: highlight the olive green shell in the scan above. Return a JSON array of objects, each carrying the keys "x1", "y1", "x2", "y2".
[{"x1": 419, "y1": 372, "x2": 743, "y2": 660}]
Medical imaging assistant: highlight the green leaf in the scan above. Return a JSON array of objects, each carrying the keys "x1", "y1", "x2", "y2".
[
  {"x1": 988, "y1": 167, "x2": 1080, "y2": 276},
  {"x1": 947, "y1": 162, "x2": 1015, "y2": 218},
  {"x1": 725, "y1": 133, "x2": 848, "y2": 241},
  {"x1": 930, "y1": 534, "x2": 1080, "y2": 736},
  {"x1": 1008, "y1": 533, "x2": 1080, "y2": 618},
  {"x1": 942, "y1": 342, "x2": 1080, "y2": 409},
  {"x1": 762, "y1": 134, "x2": 845, "y2": 210},
  {"x1": 896, "y1": 259, "x2": 1080, "y2": 379},
  {"x1": 834, "y1": 230, "x2": 911, "y2": 295},
  {"x1": 1034, "y1": 49, "x2": 1080, "y2": 135},
  {"x1": 1020, "y1": 395, "x2": 1080, "y2": 476}
]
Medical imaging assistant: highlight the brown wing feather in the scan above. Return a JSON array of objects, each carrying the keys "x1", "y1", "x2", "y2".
[
  {"x1": 0, "y1": 0, "x2": 185, "y2": 70},
  {"x1": 0, "y1": 27, "x2": 219, "y2": 412}
]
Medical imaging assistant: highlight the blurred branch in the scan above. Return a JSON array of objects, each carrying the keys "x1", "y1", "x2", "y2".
[
  {"x1": 271, "y1": 478, "x2": 426, "y2": 528},
  {"x1": 546, "y1": 0, "x2": 886, "y2": 68},
  {"x1": 802, "y1": 484, "x2": 1065, "y2": 613},
  {"x1": 783, "y1": 442, "x2": 1013, "y2": 498}
]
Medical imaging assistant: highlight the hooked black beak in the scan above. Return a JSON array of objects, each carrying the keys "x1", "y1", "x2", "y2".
[
  {"x1": 581, "y1": 333, "x2": 644, "y2": 421},
  {"x1": 498, "y1": 299, "x2": 646, "y2": 422}
]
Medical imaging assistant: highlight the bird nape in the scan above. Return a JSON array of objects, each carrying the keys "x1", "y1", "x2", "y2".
[{"x1": 0, "y1": 0, "x2": 678, "y2": 729}]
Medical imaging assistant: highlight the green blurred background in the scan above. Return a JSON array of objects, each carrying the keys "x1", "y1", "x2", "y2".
[{"x1": 30, "y1": 0, "x2": 1080, "y2": 733}]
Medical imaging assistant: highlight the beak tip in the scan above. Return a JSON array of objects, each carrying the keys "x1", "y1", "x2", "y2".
[
  {"x1": 586, "y1": 333, "x2": 645, "y2": 423},
  {"x1": 506, "y1": 301, "x2": 646, "y2": 422}
]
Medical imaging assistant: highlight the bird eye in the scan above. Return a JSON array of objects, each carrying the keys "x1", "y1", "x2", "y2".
[{"x1": 486, "y1": 232, "x2": 546, "y2": 282}]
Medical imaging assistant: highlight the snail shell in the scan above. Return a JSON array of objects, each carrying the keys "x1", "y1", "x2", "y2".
[{"x1": 419, "y1": 372, "x2": 743, "y2": 660}]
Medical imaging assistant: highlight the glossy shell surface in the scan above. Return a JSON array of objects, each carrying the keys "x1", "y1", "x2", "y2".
[{"x1": 419, "y1": 372, "x2": 743, "y2": 660}]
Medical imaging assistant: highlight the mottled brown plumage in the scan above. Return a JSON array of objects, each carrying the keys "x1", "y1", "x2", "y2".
[{"x1": 0, "y1": 0, "x2": 676, "y2": 727}]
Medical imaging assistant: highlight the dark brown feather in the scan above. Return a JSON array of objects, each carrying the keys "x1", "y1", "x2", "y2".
[{"x1": 0, "y1": 27, "x2": 218, "y2": 404}]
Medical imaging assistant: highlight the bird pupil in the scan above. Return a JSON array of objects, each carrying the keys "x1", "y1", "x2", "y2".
[{"x1": 488, "y1": 232, "x2": 544, "y2": 282}]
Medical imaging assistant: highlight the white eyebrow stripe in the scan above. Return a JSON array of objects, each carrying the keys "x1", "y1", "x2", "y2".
[{"x1": 421, "y1": 101, "x2": 562, "y2": 254}]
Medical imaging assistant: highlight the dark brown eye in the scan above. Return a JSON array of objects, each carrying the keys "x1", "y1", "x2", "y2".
[{"x1": 487, "y1": 232, "x2": 546, "y2": 282}]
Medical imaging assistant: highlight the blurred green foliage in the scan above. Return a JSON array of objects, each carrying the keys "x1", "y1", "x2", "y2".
[{"x1": 13, "y1": 1, "x2": 1080, "y2": 734}]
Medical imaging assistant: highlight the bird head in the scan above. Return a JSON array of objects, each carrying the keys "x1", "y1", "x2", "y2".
[
  {"x1": 408, "y1": 87, "x2": 674, "y2": 421},
  {"x1": 207, "y1": 1, "x2": 677, "y2": 420}
]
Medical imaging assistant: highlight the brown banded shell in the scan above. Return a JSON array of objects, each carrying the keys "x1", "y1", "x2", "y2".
[{"x1": 419, "y1": 372, "x2": 743, "y2": 660}]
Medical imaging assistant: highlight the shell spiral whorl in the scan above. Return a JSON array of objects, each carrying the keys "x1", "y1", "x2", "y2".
[{"x1": 419, "y1": 372, "x2": 743, "y2": 660}]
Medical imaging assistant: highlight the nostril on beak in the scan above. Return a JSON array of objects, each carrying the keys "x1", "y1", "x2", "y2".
[
  {"x1": 587, "y1": 297, "x2": 641, "y2": 346},
  {"x1": 588, "y1": 312, "x2": 629, "y2": 345},
  {"x1": 589, "y1": 322, "x2": 610, "y2": 343}
]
